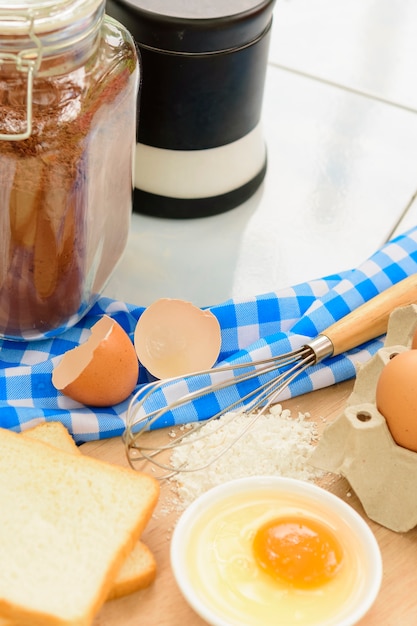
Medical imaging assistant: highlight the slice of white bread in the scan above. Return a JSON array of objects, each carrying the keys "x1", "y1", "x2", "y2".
[
  {"x1": 0, "y1": 548, "x2": 156, "y2": 626},
  {"x1": 0, "y1": 427, "x2": 159, "y2": 626},
  {"x1": 0, "y1": 423, "x2": 158, "y2": 626},
  {"x1": 105, "y1": 541, "x2": 157, "y2": 602},
  {"x1": 23, "y1": 421, "x2": 157, "y2": 601},
  {"x1": 24, "y1": 421, "x2": 83, "y2": 456}
]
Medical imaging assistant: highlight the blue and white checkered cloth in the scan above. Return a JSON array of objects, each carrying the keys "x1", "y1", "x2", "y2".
[{"x1": 1, "y1": 225, "x2": 417, "y2": 443}]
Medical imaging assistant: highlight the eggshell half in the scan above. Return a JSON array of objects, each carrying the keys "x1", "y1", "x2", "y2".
[
  {"x1": 376, "y1": 349, "x2": 417, "y2": 452},
  {"x1": 52, "y1": 315, "x2": 139, "y2": 406},
  {"x1": 134, "y1": 298, "x2": 222, "y2": 379}
]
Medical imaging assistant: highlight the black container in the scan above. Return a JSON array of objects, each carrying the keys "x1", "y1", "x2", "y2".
[{"x1": 106, "y1": 0, "x2": 276, "y2": 218}]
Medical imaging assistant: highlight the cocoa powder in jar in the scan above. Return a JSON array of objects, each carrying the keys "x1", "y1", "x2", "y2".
[{"x1": 0, "y1": 18, "x2": 138, "y2": 340}]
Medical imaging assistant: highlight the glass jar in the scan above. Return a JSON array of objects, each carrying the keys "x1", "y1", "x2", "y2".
[{"x1": 0, "y1": 0, "x2": 139, "y2": 340}]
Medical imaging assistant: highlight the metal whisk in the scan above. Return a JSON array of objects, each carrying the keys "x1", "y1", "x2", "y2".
[{"x1": 125, "y1": 274, "x2": 417, "y2": 478}]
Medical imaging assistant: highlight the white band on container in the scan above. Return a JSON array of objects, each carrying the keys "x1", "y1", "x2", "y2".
[{"x1": 134, "y1": 122, "x2": 266, "y2": 199}]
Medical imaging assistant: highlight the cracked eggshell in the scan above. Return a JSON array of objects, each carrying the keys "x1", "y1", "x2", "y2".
[
  {"x1": 134, "y1": 298, "x2": 222, "y2": 379},
  {"x1": 52, "y1": 315, "x2": 139, "y2": 406}
]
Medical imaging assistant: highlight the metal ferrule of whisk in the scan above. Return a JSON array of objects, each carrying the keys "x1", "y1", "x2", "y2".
[{"x1": 307, "y1": 334, "x2": 335, "y2": 363}]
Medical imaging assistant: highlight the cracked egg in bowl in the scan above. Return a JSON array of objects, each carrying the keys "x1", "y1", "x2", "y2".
[{"x1": 171, "y1": 476, "x2": 382, "y2": 626}]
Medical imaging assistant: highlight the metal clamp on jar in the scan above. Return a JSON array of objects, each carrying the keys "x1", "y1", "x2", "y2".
[{"x1": 0, "y1": 0, "x2": 139, "y2": 340}]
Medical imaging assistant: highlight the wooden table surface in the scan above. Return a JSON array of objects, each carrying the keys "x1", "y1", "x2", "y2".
[{"x1": 82, "y1": 380, "x2": 417, "y2": 626}]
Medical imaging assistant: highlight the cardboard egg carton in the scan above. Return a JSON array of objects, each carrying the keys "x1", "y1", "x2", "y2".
[{"x1": 310, "y1": 304, "x2": 417, "y2": 532}]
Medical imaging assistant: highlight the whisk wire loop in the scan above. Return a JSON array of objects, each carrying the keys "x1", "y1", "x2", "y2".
[{"x1": 125, "y1": 345, "x2": 317, "y2": 477}]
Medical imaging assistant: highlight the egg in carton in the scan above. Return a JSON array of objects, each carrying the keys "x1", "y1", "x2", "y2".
[{"x1": 310, "y1": 304, "x2": 417, "y2": 533}]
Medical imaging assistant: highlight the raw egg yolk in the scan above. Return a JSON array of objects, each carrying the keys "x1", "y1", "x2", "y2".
[{"x1": 252, "y1": 516, "x2": 344, "y2": 589}]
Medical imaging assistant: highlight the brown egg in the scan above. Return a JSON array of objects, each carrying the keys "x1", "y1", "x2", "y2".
[
  {"x1": 52, "y1": 315, "x2": 139, "y2": 406},
  {"x1": 376, "y1": 349, "x2": 417, "y2": 452},
  {"x1": 134, "y1": 298, "x2": 221, "y2": 379},
  {"x1": 411, "y1": 327, "x2": 417, "y2": 349}
]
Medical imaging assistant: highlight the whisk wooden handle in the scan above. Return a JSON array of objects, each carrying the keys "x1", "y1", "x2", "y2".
[{"x1": 322, "y1": 273, "x2": 417, "y2": 357}]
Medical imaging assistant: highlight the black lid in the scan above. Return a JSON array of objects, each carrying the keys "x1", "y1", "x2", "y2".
[{"x1": 106, "y1": 0, "x2": 276, "y2": 53}]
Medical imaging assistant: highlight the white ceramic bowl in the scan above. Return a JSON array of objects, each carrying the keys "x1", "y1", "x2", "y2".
[{"x1": 171, "y1": 476, "x2": 382, "y2": 626}]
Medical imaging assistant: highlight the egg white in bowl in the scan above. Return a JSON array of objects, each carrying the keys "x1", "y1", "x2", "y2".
[{"x1": 171, "y1": 476, "x2": 382, "y2": 626}]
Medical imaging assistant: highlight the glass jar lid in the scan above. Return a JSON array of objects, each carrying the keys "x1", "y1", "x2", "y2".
[
  {"x1": 0, "y1": 0, "x2": 103, "y2": 34},
  {"x1": 0, "y1": 0, "x2": 105, "y2": 141}
]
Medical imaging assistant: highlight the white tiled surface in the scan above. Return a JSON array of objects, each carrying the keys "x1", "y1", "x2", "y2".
[
  {"x1": 104, "y1": 0, "x2": 417, "y2": 308},
  {"x1": 268, "y1": 0, "x2": 417, "y2": 111}
]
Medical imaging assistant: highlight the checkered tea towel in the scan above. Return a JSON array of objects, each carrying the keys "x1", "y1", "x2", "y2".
[{"x1": 1, "y1": 225, "x2": 417, "y2": 443}]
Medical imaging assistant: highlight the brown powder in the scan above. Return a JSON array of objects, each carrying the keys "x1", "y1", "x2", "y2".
[{"x1": 0, "y1": 33, "x2": 137, "y2": 339}]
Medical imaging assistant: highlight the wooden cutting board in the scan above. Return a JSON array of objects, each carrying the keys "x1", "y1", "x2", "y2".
[{"x1": 82, "y1": 380, "x2": 417, "y2": 626}]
